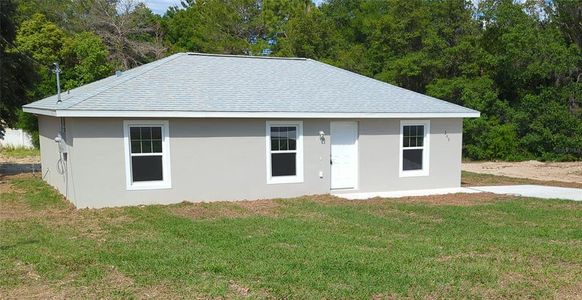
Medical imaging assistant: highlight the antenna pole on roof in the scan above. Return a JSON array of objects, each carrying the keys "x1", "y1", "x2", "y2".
[{"x1": 53, "y1": 62, "x2": 62, "y2": 103}]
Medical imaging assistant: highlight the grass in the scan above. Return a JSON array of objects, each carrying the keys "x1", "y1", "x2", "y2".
[
  {"x1": 0, "y1": 146, "x2": 39, "y2": 158},
  {"x1": 462, "y1": 170, "x2": 582, "y2": 189},
  {"x1": 1, "y1": 175, "x2": 581, "y2": 298}
]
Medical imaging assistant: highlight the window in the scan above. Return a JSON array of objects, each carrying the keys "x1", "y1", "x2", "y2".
[
  {"x1": 266, "y1": 121, "x2": 303, "y2": 184},
  {"x1": 399, "y1": 120, "x2": 430, "y2": 177},
  {"x1": 124, "y1": 120, "x2": 171, "y2": 190}
]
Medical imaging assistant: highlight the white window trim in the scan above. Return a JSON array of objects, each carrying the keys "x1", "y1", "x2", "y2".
[
  {"x1": 123, "y1": 120, "x2": 172, "y2": 190},
  {"x1": 266, "y1": 121, "x2": 304, "y2": 184},
  {"x1": 399, "y1": 120, "x2": 430, "y2": 177}
]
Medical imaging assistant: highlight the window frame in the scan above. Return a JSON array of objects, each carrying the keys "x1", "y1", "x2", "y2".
[
  {"x1": 399, "y1": 120, "x2": 430, "y2": 177},
  {"x1": 266, "y1": 121, "x2": 304, "y2": 184},
  {"x1": 123, "y1": 120, "x2": 172, "y2": 190}
]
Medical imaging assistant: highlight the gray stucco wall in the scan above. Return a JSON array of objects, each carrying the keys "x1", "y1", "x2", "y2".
[
  {"x1": 38, "y1": 116, "x2": 75, "y2": 203},
  {"x1": 38, "y1": 117, "x2": 463, "y2": 208},
  {"x1": 354, "y1": 118, "x2": 462, "y2": 193}
]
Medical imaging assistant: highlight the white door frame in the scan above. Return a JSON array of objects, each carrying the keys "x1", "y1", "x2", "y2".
[{"x1": 330, "y1": 121, "x2": 359, "y2": 190}]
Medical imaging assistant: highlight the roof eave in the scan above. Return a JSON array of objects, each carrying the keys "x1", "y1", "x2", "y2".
[
  {"x1": 23, "y1": 108, "x2": 480, "y2": 119},
  {"x1": 22, "y1": 107, "x2": 58, "y2": 117}
]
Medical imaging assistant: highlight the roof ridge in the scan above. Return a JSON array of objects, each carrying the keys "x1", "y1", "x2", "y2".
[
  {"x1": 186, "y1": 52, "x2": 307, "y2": 61},
  {"x1": 306, "y1": 59, "x2": 478, "y2": 113},
  {"x1": 64, "y1": 53, "x2": 186, "y2": 110}
]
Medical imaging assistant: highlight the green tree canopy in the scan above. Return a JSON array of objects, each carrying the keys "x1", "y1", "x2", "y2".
[
  {"x1": 4, "y1": 0, "x2": 582, "y2": 160},
  {"x1": 0, "y1": 0, "x2": 38, "y2": 134}
]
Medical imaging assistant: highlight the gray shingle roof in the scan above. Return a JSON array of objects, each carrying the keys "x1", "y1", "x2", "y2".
[{"x1": 23, "y1": 53, "x2": 479, "y2": 117}]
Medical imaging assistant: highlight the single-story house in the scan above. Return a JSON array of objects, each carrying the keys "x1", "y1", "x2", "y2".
[{"x1": 23, "y1": 53, "x2": 479, "y2": 208}]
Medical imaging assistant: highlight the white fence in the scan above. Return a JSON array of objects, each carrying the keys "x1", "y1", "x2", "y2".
[{"x1": 1, "y1": 128, "x2": 34, "y2": 148}]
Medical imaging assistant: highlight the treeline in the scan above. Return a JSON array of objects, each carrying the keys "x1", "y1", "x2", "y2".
[{"x1": 1, "y1": 0, "x2": 581, "y2": 160}]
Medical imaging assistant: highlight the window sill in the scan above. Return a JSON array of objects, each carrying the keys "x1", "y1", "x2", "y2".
[
  {"x1": 399, "y1": 170, "x2": 429, "y2": 178},
  {"x1": 127, "y1": 181, "x2": 172, "y2": 191},
  {"x1": 267, "y1": 176, "x2": 304, "y2": 184}
]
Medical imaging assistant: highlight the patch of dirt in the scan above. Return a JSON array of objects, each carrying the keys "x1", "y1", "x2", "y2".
[
  {"x1": 304, "y1": 193, "x2": 506, "y2": 207},
  {"x1": 437, "y1": 251, "x2": 497, "y2": 262},
  {"x1": 171, "y1": 199, "x2": 281, "y2": 220},
  {"x1": 229, "y1": 280, "x2": 251, "y2": 297},
  {"x1": 463, "y1": 161, "x2": 582, "y2": 185},
  {"x1": 0, "y1": 152, "x2": 40, "y2": 164},
  {"x1": 310, "y1": 193, "x2": 507, "y2": 207},
  {"x1": 372, "y1": 293, "x2": 400, "y2": 300},
  {"x1": 0, "y1": 178, "x2": 15, "y2": 194},
  {"x1": 555, "y1": 280, "x2": 582, "y2": 299},
  {"x1": 0, "y1": 264, "x2": 138, "y2": 299},
  {"x1": 386, "y1": 192, "x2": 508, "y2": 206},
  {"x1": 0, "y1": 173, "x2": 131, "y2": 245},
  {"x1": 102, "y1": 266, "x2": 135, "y2": 288}
]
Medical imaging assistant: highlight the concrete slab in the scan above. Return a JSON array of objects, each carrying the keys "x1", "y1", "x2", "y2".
[
  {"x1": 333, "y1": 187, "x2": 480, "y2": 200},
  {"x1": 469, "y1": 185, "x2": 582, "y2": 201}
]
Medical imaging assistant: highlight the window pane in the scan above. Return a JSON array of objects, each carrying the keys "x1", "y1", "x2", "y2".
[
  {"x1": 280, "y1": 136, "x2": 288, "y2": 150},
  {"x1": 288, "y1": 127, "x2": 296, "y2": 150},
  {"x1": 130, "y1": 127, "x2": 140, "y2": 140},
  {"x1": 279, "y1": 127, "x2": 288, "y2": 150},
  {"x1": 271, "y1": 153, "x2": 296, "y2": 176},
  {"x1": 270, "y1": 127, "x2": 280, "y2": 151},
  {"x1": 141, "y1": 127, "x2": 152, "y2": 140},
  {"x1": 270, "y1": 126, "x2": 297, "y2": 151},
  {"x1": 403, "y1": 149, "x2": 423, "y2": 171},
  {"x1": 142, "y1": 140, "x2": 152, "y2": 153},
  {"x1": 152, "y1": 140, "x2": 162, "y2": 153},
  {"x1": 151, "y1": 127, "x2": 162, "y2": 139},
  {"x1": 403, "y1": 125, "x2": 425, "y2": 148},
  {"x1": 271, "y1": 137, "x2": 279, "y2": 151},
  {"x1": 287, "y1": 127, "x2": 296, "y2": 139},
  {"x1": 417, "y1": 126, "x2": 424, "y2": 137},
  {"x1": 289, "y1": 137, "x2": 296, "y2": 150},
  {"x1": 132, "y1": 156, "x2": 163, "y2": 182},
  {"x1": 131, "y1": 141, "x2": 141, "y2": 153}
]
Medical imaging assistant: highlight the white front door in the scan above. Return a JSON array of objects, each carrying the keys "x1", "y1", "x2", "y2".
[{"x1": 331, "y1": 121, "x2": 358, "y2": 189}]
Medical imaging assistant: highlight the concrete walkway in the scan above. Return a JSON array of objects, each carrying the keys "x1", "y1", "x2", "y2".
[
  {"x1": 334, "y1": 185, "x2": 582, "y2": 201},
  {"x1": 469, "y1": 185, "x2": 582, "y2": 201}
]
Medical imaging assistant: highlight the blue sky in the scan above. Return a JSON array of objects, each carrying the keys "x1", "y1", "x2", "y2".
[
  {"x1": 142, "y1": 0, "x2": 181, "y2": 14},
  {"x1": 143, "y1": 0, "x2": 325, "y2": 15}
]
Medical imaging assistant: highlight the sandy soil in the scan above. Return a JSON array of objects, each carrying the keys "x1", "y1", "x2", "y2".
[{"x1": 463, "y1": 160, "x2": 582, "y2": 184}]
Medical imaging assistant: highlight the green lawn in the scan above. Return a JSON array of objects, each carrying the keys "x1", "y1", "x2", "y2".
[
  {"x1": 1, "y1": 175, "x2": 581, "y2": 298},
  {"x1": 0, "y1": 146, "x2": 39, "y2": 158}
]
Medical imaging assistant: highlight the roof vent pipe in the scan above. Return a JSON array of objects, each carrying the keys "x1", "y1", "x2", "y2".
[
  {"x1": 116, "y1": 70, "x2": 123, "y2": 77},
  {"x1": 53, "y1": 62, "x2": 61, "y2": 103}
]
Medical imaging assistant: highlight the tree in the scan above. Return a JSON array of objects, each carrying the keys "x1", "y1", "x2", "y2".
[
  {"x1": 163, "y1": 0, "x2": 265, "y2": 54},
  {"x1": 85, "y1": 0, "x2": 165, "y2": 69},
  {"x1": 6, "y1": 0, "x2": 581, "y2": 160},
  {"x1": 0, "y1": 0, "x2": 38, "y2": 135},
  {"x1": 14, "y1": 13, "x2": 67, "y2": 98},
  {"x1": 13, "y1": 12, "x2": 113, "y2": 147},
  {"x1": 275, "y1": 7, "x2": 339, "y2": 60},
  {"x1": 163, "y1": 0, "x2": 317, "y2": 56},
  {"x1": 61, "y1": 32, "x2": 113, "y2": 90}
]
